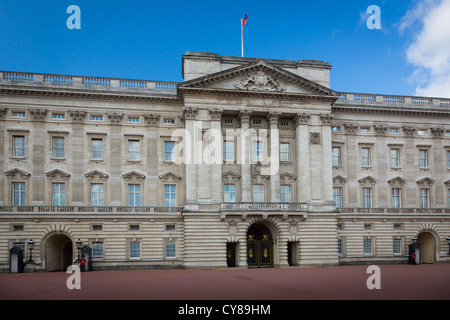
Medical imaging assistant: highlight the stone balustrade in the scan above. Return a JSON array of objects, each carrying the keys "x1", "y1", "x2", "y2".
[
  {"x1": 337, "y1": 92, "x2": 450, "y2": 108},
  {"x1": 0, "y1": 205, "x2": 183, "y2": 214},
  {"x1": 338, "y1": 207, "x2": 450, "y2": 214}
]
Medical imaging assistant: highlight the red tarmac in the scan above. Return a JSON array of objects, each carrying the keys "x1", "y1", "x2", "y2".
[{"x1": 0, "y1": 264, "x2": 449, "y2": 300}]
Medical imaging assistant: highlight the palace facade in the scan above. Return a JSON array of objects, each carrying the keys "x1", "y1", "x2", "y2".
[{"x1": 1, "y1": 51, "x2": 449, "y2": 272}]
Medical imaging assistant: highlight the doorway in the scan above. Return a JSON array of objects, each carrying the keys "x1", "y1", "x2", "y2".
[
  {"x1": 46, "y1": 234, "x2": 73, "y2": 271},
  {"x1": 247, "y1": 223, "x2": 273, "y2": 268},
  {"x1": 417, "y1": 232, "x2": 435, "y2": 264}
]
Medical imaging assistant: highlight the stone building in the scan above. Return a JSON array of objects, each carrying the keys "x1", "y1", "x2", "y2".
[{"x1": 0, "y1": 51, "x2": 449, "y2": 272}]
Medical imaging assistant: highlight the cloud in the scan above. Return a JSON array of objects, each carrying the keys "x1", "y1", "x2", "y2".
[{"x1": 399, "y1": 0, "x2": 450, "y2": 98}]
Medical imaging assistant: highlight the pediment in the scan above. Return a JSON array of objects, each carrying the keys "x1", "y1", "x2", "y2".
[
  {"x1": 5, "y1": 168, "x2": 31, "y2": 178},
  {"x1": 416, "y1": 177, "x2": 435, "y2": 186},
  {"x1": 280, "y1": 172, "x2": 297, "y2": 183},
  {"x1": 333, "y1": 175, "x2": 348, "y2": 185},
  {"x1": 387, "y1": 176, "x2": 406, "y2": 186},
  {"x1": 222, "y1": 171, "x2": 241, "y2": 183},
  {"x1": 358, "y1": 176, "x2": 377, "y2": 185},
  {"x1": 122, "y1": 171, "x2": 146, "y2": 181},
  {"x1": 85, "y1": 170, "x2": 109, "y2": 179},
  {"x1": 45, "y1": 169, "x2": 71, "y2": 179},
  {"x1": 179, "y1": 60, "x2": 338, "y2": 99},
  {"x1": 159, "y1": 172, "x2": 182, "y2": 182}
]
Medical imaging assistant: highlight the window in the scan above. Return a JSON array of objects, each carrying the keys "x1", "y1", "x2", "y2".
[
  {"x1": 447, "y1": 151, "x2": 450, "y2": 169},
  {"x1": 360, "y1": 127, "x2": 370, "y2": 133},
  {"x1": 364, "y1": 224, "x2": 372, "y2": 230},
  {"x1": 53, "y1": 137, "x2": 65, "y2": 158},
  {"x1": 224, "y1": 141, "x2": 235, "y2": 162},
  {"x1": 419, "y1": 150, "x2": 428, "y2": 168},
  {"x1": 252, "y1": 141, "x2": 263, "y2": 162},
  {"x1": 164, "y1": 141, "x2": 175, "y2": 162},
  {"x1": 128, "y1": 184, "x2": 141, "y2": 206},
  {"x1": 129, "y1": 241, "x2": 140, "y2": 259},
  {"x1": 91, "y1": 184, "x2": 104, "y2": 206},
  {"x1": 224, "y1": 184, "x2": 236, "y2": 202},
  {"x1": 163, "y1": 118, "x2": 175, "y2": 124},
  {"x1": 164, "y1": 185, "x2": 176, "y2": 207},
  {"x1": 280, "y1": 143, "x2": 290, "y2": 162},
  {"x1": 128, "y1": 117, "x2": 139, "y2": 123},
  {"x1": 362, "y1": 187, "x2": 372, "y2": 208},
  {"x1": 331, "y1": 126, "x2": 340, "y2": 132},
  {"x1": 392, "y1": 188, "x2": 401, "y2": 208},
  {"x1": 12, "y1": 111, "x2": 26, "y2": 118},
  {"x1": 390, "y1": 149, "x2": 400, "y2": 167},
  {"x1": 130, "y1": 225, "x2": 140, "y2": 231},
  {"x1": 52, "y1": 183, "x2": 65, "y2": 206},
  {"x1": 332, "y1": 147, "x2": 341, "y2": 166},
  {"x1": 253, "y1": 119, "x2": 261, "y2": 125},
  {"x1": 93, "y1": 242, "x2": 104, "y2": 259},
  {"x1": 92, "y1": 225, "x2": 103, "y2": 231},
  {"x1": 448, "y1": 189, "x2": 450, "y2": 208},
  {"x1": 128, "y1": 140, "x2": 140, "y2": 161},
  {"x1": 389, "y1": 128, "x2": 400, "y2": 134},
  {"x1": 92, "y1": 139, "x2": 103, "y2": 160},
  {"x1": 165, "y1": 225, "x2": 176, "y2": 231},
  {"x1": 253, "y1": 185, "x2": 264, "y2": 202},
  {"x1": 363, "y1": 239, "x2": 372, "y2": 255},
  {"x1": 333, "y1": 187, "x2": 343, "y2": 208},
  {"x1": 165, "y1": 241, "x2": 176, "y2": 258},
  {"x1": 12, "y1": 182, "x2": 25, "y2": 206},
  {"x1": 52, "y1": 113, "x2": 65, "y2": 120},
  {"x1": 418, "y1": 129, "x2": 428, "y2": 135},
  {"x1": 91, "y1": 115, "x2": 103, "y2": 121},
  {"x1": 280, "y1": 121, "x2": 289, "y2": 127},
  {"x1": 13, "y1": 136, "x2": 25, "y2": 157},
  {"x1": 224, "y1": 119, "x2": 233, "y2": 124},
  {"x1": 393, "y1": 239, "x2": 402, "y2": 254},
  {"x1": 337, "y1": 239, "x2": 342, "y2": 255},
  {"x1": 361, "y1": 148, "x2": 370, "y2": 166},
  {"x1": 280, "y1": 185, "x2": 291, "y2": 203},
  {"x1": 420, "y1": 188, "x2": 429, "y2": 208}
]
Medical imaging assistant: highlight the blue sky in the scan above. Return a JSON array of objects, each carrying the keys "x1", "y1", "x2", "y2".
[{"x1": 1, "y1": 0, "x2": 449, "y2": 97}]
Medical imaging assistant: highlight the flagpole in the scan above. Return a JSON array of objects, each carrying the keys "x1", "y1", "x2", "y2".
[{"x1": 241, "y1": 21, "x2": 244, "y2": 57}]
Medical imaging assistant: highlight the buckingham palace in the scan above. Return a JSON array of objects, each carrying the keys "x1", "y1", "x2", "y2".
[{"x1": 1, "y1": 51, "x2": 449, "y2": 272}]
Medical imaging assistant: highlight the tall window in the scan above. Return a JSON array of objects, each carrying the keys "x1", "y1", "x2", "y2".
[
  {"x1": 393, "y1": 239, "x2": 402, "y2": 254},
  {"x1": 448, "y1": 189, "x2": 450, "y2": 208},
  {"x1": 13, "y1": 136, "x2": 25, "y2": 157},
  {"x1": 165, "y1": 241, "x2": 176, "y2": 258},
  {"x1": 164, "y1": 185, "x2": 176, "y2": 207},
  {"x1": 52, "y1": 183, "x2": 66, "y2": 206},
  {"x1": 224, "y1": 141, "x2": 235, "y2": 162},
  {"x1": 337, "y1": 239, "x2": 342, "y2": 255},
  {"x1": 280, "y1": 143, "x2": 290, "y2": 162},
  {"x1": 447, "y1": 151, "x2": 450, "y2": 169},
  {"x1": 128, "y1": 184, "x2": 141, "y2": 206},
  {"x1": 252, "y1": 141, "x2": 263, "y2": 162},
  {"x1": 333, "y1": 187, "x2": 343, "y2": 208},
  {"x1": 363, "y1": 239, "x2": 372, "y2": 255},
  {"x1": 53, "y1": 137, "x2": 65, "y2": 158},
  {"x1": 420, "y1": 188, "x2": 429, "y2": 208},
  {"x1": 224, "y1": 184, "x2": 236, "y2": 202},
  {"x1": 253, "y1": 185, "x2": 264, "y2": 202},
  {"x1": 332, "y1": 147, "x2": 341, "y2": 166},
  {"x1": 280, "y1": 185, "x2": 291, "y2": 203},
  {"x1": 390, "y1": 149, "x2": 400, "y2": 167},
  {"x1": 129, "y1": 241, "x2": 140, "y2": 259},
  {"x1": 361, "y1": 148, "x2": 370, "y2": 166},
  {"x1": 419, "y1": 150, "x2": 428, "y2": 168},
  {"x1": 12, "y1": 182, "x2": 25, "y2": 206},
  {"x1": 362, "y1": 187, "x2": 372, "y2": 208},
  {"x1": 92, "y1": 139, "x2": 103, "y2": 160},
  {"x1": 164, "y1": 141, "x2": 175, "y2": 162},
  {"x1": 93, "y1": 242, "x2": 104, "y2": 260},
  {"x1": 392, "y1": 188, "x2": 401, "y2": 208},
  {"x1": 128, "y1": 140, "x2": 140, "y2": 161},
  {"x1": 91, "y1": 184, "x2": 104, "y2": 206}
]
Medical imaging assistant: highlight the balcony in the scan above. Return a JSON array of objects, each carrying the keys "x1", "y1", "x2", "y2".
[
  {"x1": 337, "y1": 207, "x2": 450, "y2": 214},
  {"x1": 0, "y1": 205, "x2": 183, "y2": 214}
]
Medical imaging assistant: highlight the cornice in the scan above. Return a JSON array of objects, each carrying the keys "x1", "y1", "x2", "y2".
[{"x1": 332, "y1": 104, "x2": 450, "y2": 117}]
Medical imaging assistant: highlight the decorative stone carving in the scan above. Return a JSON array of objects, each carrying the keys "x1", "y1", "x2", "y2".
[
  {"x1": 4, "y1": 168, "x2": 31, "y2": 178},
  {"x1": 288, "y1": 219, "x2": 299, "y2": 236},
  {"x1": 69, "y1": 110, "x2": 86, "y2": 123},
  {"x1": 85, "y1": 170, "x2": 109, "y2": 180},
  {"x1": 235, "y1": 71, "x2": 285, "y2": 92},
  {"x1": 45, "y1": 169, "x2": 71, "y2": 180},
  {"x1": 333, "y1": 175, "x2": 348, "y2": 185},
  {"x1": 108, "y1": 112, "x2": 123, "y2": 124},
  {"x1": 280, "y1": 172, "x2": 297, "y2": 184},
  {"x1": 320, "y1": 114, "x2": 334, "y2": 125},
  {"x1": 122, "y1": 171, "x2": 146, "y2": 181},
  {"x1": 238, "y1": 110, "x2": 252, "y2": 124},
  {"x1": 402, "y1": 126, "x2": 416, "y2": 136},
  {"x1": 222, "y1": 171, "x2": 241, "y2": 184},
  {"x1": 209, "y1": 108, "x2": 223, "y2": 121},
  {"x1": 227, "y1": 219, "x2": 238, "y2": 236},
  {"x1": 159, "y1": 172, "x2": 182, "y2": 182},
  {"x1": 183, "y1": 107, "x2": 198, "y2": 120},
  {"x1": 293, "y1": 112, "x2": 310, "y2": 126},
  {"x1": 0, "y1": 108, "x2": 6, "y2": 120},
  {"x1": 387, "y1": 176, "x2": 406, "y2": 186},
  {"x1": 30, "y1": 109, "x2": 48, "y2": 122},
  {"x1": 358, "y1": 176, "x2": 377, "y2": 185},
  {"x1": 344, "y1": 123, "x2": 359, "y2": 135},
  {"x1": 374, "y1": 125, "x2": 388, "y2": 135},
  {"x1": 310, "y1": 132, "x2": 321, "y2": 145},
  {"x1": 266, "y1": 112, "x2": 281, "y2": 126},
  {"x1": 144, "y1": 114, "x2": 160, "y2": 127},
  {"x1": 416, "y1": 177, "x2": 435, "y2": 186},
  {"x1": 430, "y1": 127, "x2": 444, "y2": 137}
]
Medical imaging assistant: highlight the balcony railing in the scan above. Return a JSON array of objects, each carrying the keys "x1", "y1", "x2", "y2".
[
  {"x1": 221, "y1": 202, "x2": 308, "y2": 211},
  {"x1": 0, "y1": 205, "x2": 183, "y2": 214},
  {"x1": 338, "y1": 208, "x2": 450, "y2": 214},
  {"x1": 337, "y1": 92, "x2": 450, "y2": 108},
  {"x1": 1, "y1": 71, "x2": 178, "y2": 94}
]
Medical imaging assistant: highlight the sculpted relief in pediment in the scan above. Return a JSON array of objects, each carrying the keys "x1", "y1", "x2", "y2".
[{"x1": 234, "y1": 71, "x2": 285, "y2": 92}]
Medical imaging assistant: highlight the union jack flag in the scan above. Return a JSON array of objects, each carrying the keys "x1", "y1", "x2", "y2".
[{"x1": 241, "y1": 13, "x2": 248, "y2": 27}]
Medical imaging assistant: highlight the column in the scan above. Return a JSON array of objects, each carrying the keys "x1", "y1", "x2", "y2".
[
  {"x1": 267, "y1": 112, "x2": 281, "y2": 202},
  {"x1": 0, "y1": 109, "x2": 6, "y2": 205},
  {"x1": 69, "y1": 111, "x2": 85, "y2": 205},
  {"x1": 183, "y1": 107, "x2": 198, "y2": 209},
  {"x1": 30, "y1": 109, "x2": 47, "y2": 206},
  {"x1": 144, "y1": 114, "x2": 160, "y2": 206},
  {"x1": 238, "y1": 110, "x2": 252, "y2": 202},
  {"x1": 321, "y1": 114, "x2": 334, "y2": 205},
  {"x1": 209, "y1": 108, "x2": 223, "y2": 204},
  {"x1": 108, "y1": 113, "x2": 123, "y2": 206},
  {"x1": 294, "y1": 113, "x2": 310, "y2": 204}
]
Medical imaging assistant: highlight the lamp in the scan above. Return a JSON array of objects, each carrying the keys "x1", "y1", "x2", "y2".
[
  {"x1": 412, "y1": 236, "x2": 418, "y2": 242},
  {"x1": 76, "y1": 238, "x2": 82, "y2": 262},
  {"x1": 27, "y1": 239, "x2": 35, "y2": 263}
]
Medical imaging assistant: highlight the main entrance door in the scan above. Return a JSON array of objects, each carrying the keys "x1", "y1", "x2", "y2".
[
  {"x1": 46, "y1": 234, "x2": 73, "y2": 271},
  {"x1": 247, "y1": 224, "x2": 273, "y2": 268},
  {"x1": 418, "y1": 232, "x2": 435, "y2": 264}
]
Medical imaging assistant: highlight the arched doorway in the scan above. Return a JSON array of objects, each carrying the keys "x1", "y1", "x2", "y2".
[
  {"x1": 417, "y1": 232, "x2": 436, "y2": 264},
  {"x1": 45, "y1": 234, "x2": 73, "y2": 271},
  {"x1": 247, "y1": 223, "x2": 273, "y2": 268}
]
